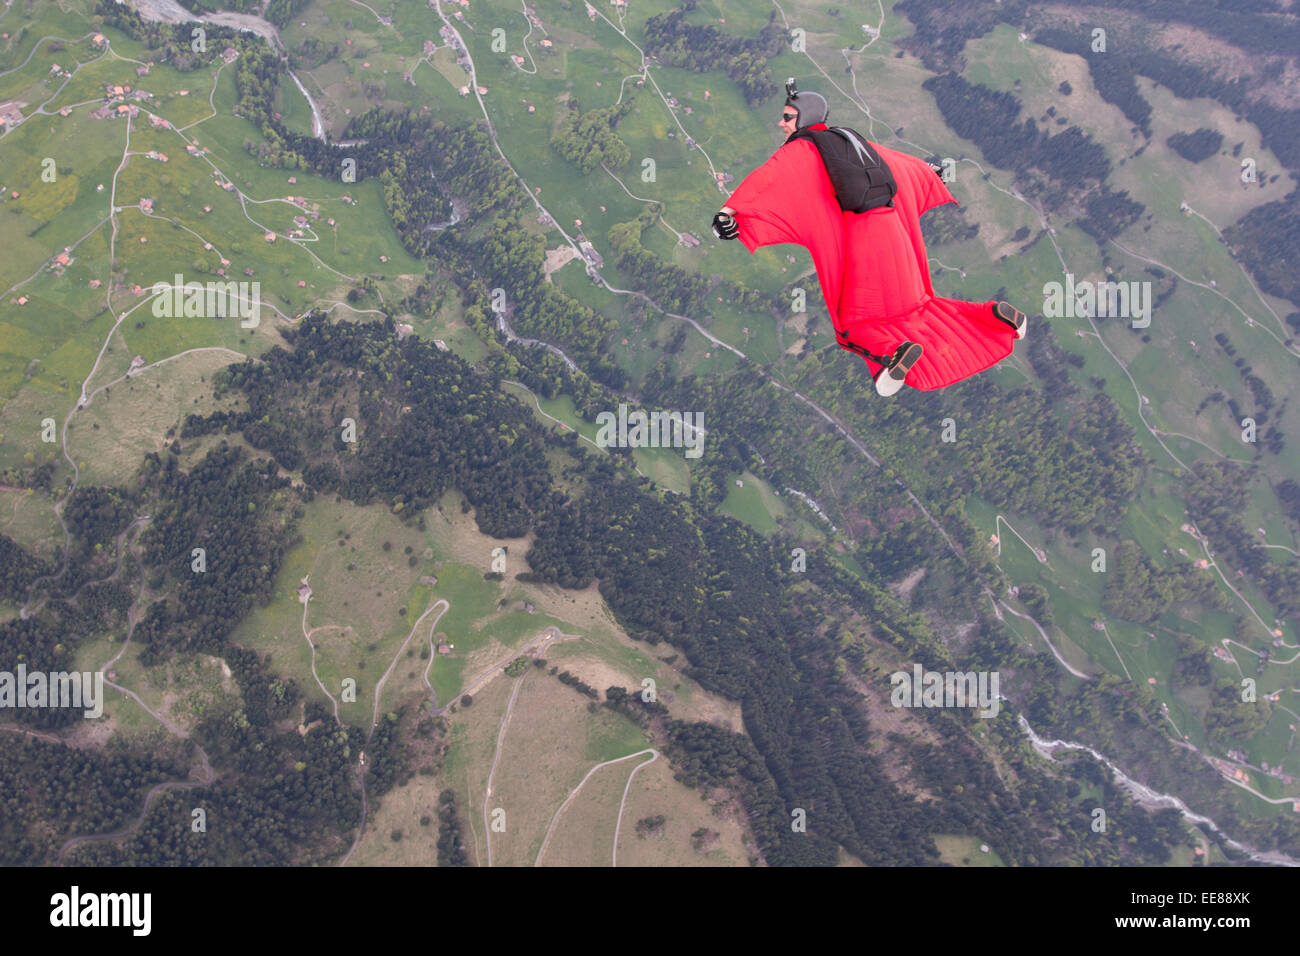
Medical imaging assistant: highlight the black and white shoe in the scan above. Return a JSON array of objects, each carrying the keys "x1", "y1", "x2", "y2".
[
  {"x1": 875, "y1": 341, "x2": 923, "y2": 396},
  {"x1": 993, "y1": 301, "x2": 1027, "y2": 340}
]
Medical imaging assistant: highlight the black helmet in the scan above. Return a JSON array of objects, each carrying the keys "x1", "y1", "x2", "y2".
[{"x1": 784, "y1": 77, "x2": 828, "y2": 129}]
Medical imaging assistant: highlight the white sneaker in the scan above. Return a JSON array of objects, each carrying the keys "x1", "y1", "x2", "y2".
[
  {"x1": 994, "y1": 301, "x2": 1027, "y2": 340},
  {"x1": 875, "y1": 342, "x2": 922, "y2": 397}
]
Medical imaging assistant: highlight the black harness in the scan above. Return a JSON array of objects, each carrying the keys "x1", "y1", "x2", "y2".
[
  {"x1": 835, "y1": 329, "x2": 894, "y2": 366},
  {"x1": 787, "y1": 126, "x2": 897, "y2": 213}
]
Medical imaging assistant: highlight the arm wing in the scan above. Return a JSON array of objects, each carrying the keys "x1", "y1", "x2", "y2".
[{"x1": 725, "y1": 139, "x2": 846, "y2": 321}]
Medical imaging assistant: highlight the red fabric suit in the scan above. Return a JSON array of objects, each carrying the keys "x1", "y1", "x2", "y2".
[{"x1": 726, "y1": 124, "x2": 1015, "y2": 390}]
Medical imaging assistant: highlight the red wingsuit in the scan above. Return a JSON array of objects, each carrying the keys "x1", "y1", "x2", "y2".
[{"x1": 726, "y1": 124, "x2": 1015, "y2": 390}]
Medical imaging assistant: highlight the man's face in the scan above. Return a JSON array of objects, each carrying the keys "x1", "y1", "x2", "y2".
[{"x1": 779, "y1": 106, "x2": 798, "y2": 136}]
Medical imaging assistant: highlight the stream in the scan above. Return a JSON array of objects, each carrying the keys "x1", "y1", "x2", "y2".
[
  {"x1": 1018, "y1": 715, "x2": 1299, "y2": 866},
  {"x1": 129, "y1": 0, "x2": 326, "y2": 141}
]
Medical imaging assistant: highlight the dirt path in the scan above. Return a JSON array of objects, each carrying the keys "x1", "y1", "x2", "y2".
[
  {"x1": 441, "y1": 625, "x2": 572, "y2": 714},
  {"x1": 370, "y1": 600, "x2": 448, "y2": 732},
  {"x1": 610, "y1": 749, "x2": 659, "y2": 866},
  {"x1": 534, "y1": 748, "x2": 658, "y2": 866},
  {"x1": 56, "y1": 752, "x2": 214, "y2": 862},
  {"x1": 55, "y1": 692, "x2": 215, "y2": 863},
  {"x1": 482, "y1": 667, "x2": 528, "y2": 867},
  {"x1": 338, "y1": 597, "x2": 451, "y2": 866}
]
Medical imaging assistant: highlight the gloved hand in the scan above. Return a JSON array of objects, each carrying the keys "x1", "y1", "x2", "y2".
[{"x1": 712, "y1": 211, "x2": 738, "y2": 240}]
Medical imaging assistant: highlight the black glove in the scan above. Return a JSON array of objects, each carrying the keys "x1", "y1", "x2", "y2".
[{"x1": 712, "y1": 211, "x2": 738, "y2": 240}]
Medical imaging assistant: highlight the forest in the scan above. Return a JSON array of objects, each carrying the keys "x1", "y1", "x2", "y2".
[
  {"x1": 437, "y1": 788, "x2": 471, "y2": 866},
  {"x1": 922, "y1": 72, "x2": 1111, "y2": 188},
  {"x1": 1077, "y1": 187, "x2": 1146, "y2": 243},
  {"x1": 0, "y1": 534, "x2": 51, "y2": 601},
  {"x1": 606, "y1": 203, "x2": 775, "y2": 320},
  {"x1": 919, "y1": 204, "x2": 979, "y2": 247},
  {"x1": 0, "y1": 735, "x2": 189, "y2": 864},
  {"x1": 641, "y1": 2, "x2": 784, "y2": 107},
  {"x1": 1101, "y1": 540, "x2": 1231, "y2": 625},
  {"x1": 1167, "y1": 129, "x2": 1225, "y2": 164},
  {"x1": 1183, "y1": 460, "x2": 1300, "y2": 621},
  {"x1": 550, "y1": 99, "x2": 634, "y2": 175},
  {"x1": 1222, "y1": 192, "x2": 1300, "y2": 307},
  {"x1": 175, "y1": 0, "x2": 311, "y2": 28}
]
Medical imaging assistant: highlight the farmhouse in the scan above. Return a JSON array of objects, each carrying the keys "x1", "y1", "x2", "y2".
[{"x1": 578, "y1": 240, "x2": 603, "y2": 267}]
